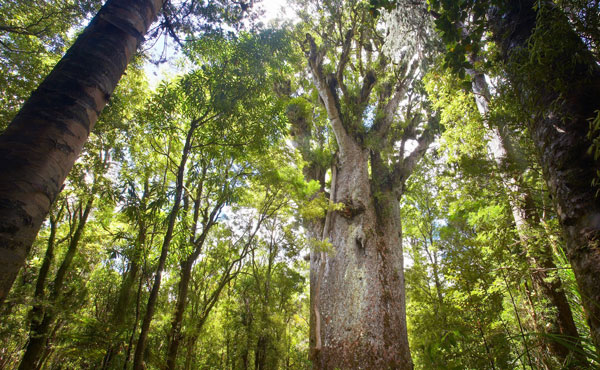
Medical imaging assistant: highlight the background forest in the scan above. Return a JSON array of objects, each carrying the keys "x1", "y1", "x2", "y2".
[{"x1": 0, "y1": 0, "x2": 599, "y2": 369}]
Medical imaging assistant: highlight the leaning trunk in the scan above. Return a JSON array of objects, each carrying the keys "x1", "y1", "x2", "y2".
[
  {"x1": 310, "y1": 141, "x2": 412, "y2": 369},
  {"x1": 489, "y1": 0, "x2": 600, "y2": 350},
  {"x1": 0, "y1": 0, "x2": 163, "y2": 302}
]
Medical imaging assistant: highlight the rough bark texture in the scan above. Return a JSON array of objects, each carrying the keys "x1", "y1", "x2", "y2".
[
  {"x1": 310, "y1": 140, "x2": 412, "y2": 369},
  {"x1": 0, "y1": 0, "x2": 164, "y2": 302},
  {"x1": 469, "y1": 68, "x2": 584, "y2": 365},
  {"x1": 489, "y1": 0, "x2": 600, "y2": 351}
]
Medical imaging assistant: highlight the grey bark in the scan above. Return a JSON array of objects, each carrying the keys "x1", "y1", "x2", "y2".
[{"x1": 303, "y1": 31, "x2": 434, "y2": 369}]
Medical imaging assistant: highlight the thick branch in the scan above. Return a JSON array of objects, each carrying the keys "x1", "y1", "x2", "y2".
[
  {"x1": 336, "y1": 29, "x2": 354, "y2": 100},
  {"x1": 357, "y1": 70, "x2": 377, "y2": 107},
  {"x1": 305, "y1": 33, "x2": 354, "y2": 158},
  {"x1": 391, "y1": 125, "x2": 435, "y2": 194},
  {"x1": 370, "y1": 81, "x2": 407, "y2": 140}
]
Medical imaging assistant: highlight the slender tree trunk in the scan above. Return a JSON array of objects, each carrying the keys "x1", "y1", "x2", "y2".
[
  {"x1": 102, "y1": 223, "x2": 146, "y2": 369},
  {"x1": 183, "y1": 334, "x2": 197, "y2": 370},
  {"x1": 19, "y1": 198, "x2": 93, "y2": 370},
  {"x1": 500, "y1": 264, "x2": 535, "y2": 368},
  {"x1": 255, "y1": 335, "x2": 268, "y2": 370},
  {"x1": 242, "y1": 298, "x2": 252, "y2": 370},
  {"x1": 469, "y1": 68, "x2": 585, "y2": 364},
  {"x1": 133, "y1": 121, "x2": 196, "y2": 370},
  {"x1": 26, "y1": 207, "x2": 61, "y2": 336},
  {"x1": 19, "y1": 210, "x2": 59, "y2": 370},
  {"x1": 33, "y1": 209, "x2": 60, "y2": 306},
  {"x1": 165, "y1": 185, "x2": 217, "y2": 370},
  {"x1": 123, "y1": 263, "x2": 145, "y2": 370},
  {"x1": 165, "y1": 259, "x2": 193, "y2": 370},
  {"x1": 488, "y1": 0, "x2": 600, "y2": 350},
  {"x1": 0, "y1": 0, "x2": 164, "y2": 302}
]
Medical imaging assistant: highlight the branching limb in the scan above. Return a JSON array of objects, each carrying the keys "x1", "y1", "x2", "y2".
[
  {"x1": 391, "y1": 122, "x2": 436, "y2": 194},
  {"x1": 304, "y1": 33, "x2": 354, "y2": 158},
  {"x1": 337, "y1": 29, "x2": 354, "y2": 100}
]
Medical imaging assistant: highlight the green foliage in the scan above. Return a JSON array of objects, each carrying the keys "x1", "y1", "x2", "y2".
[
  {"x1": 403, "y1": 156, "x2": 525, "y2": 369},
  {"x1": 0, "y1": 0, "x2": 102, "y2": 126}
]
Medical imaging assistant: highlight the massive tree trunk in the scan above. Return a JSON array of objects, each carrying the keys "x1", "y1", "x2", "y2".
[
  {"x1": 0, "y1": 0, "x2": 164, "y2": 302},
  {"x1": 302, "y1": 29, "x2": 435, "y2": 367},
  {"x1": 310, "y1": 139, "x2": 413, "y2": 368},
  {"x1": 469, "y1": 69, "x2": 584, "y2": 365},
  {"x1": 488, "y1": 0, "x2": 600, "y2": 351}
]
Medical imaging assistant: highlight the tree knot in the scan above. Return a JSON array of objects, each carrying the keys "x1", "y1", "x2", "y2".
[{"x1": 338, "y1": 198, "x2": 365, "y2": 219}]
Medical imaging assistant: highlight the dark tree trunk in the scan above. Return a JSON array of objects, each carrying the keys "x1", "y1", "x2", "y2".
[
  {"x1": 255, "y1": 335, "x2": 267, "y2": 370},
  {"x1": 102, "y1": 221, "x2": 147, "y2": 369},
  {"x1": 0, "y1": 0, "x2": 164, "y2": 302},
  {"x1": 489, "y1": 0, "x2": 600, "y2": 351},
  {"x1": 123, "y1": 263, "x2": 145, "y2": 370},
  {"x1": 33, "y1": 208, "x2": 60, "y2": 306},
  {"x1": 166, "y1": 194, "x2": 229, "y2": 369},
  {"x1": 165, "y1": 259, "x2": 193, "y2": 370},
  {"x1": 183, "y1": 334, "x2": 197, "y2": 370}
]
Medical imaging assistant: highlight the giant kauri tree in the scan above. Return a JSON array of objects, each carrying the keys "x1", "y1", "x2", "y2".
[{"x1": 293, "y1": 0, "x2": 437, "y2": 367}]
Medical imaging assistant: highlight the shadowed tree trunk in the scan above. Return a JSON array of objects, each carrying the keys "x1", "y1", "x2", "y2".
[
  {"x1": 488, "y1": 0, "x2": 600, "y2": 351},
  {"x1": 0, "y1": 0, "x2": 164, "y2": 302},
  {"x1": 165, "y1": 163, "x2": 217, "y2": 369},
  {"x1": 165, "y1": 259, "x2": 195, "y2": 370},
  {"x1": 468, "y1": 67, "x2": 585, "y2": 366},
  {"x1": 169, "y1": 197, "x2": 274, "y2": 369},
  {"x1": 102, "y1": 185, "x2": 149, "y2": 370}
]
